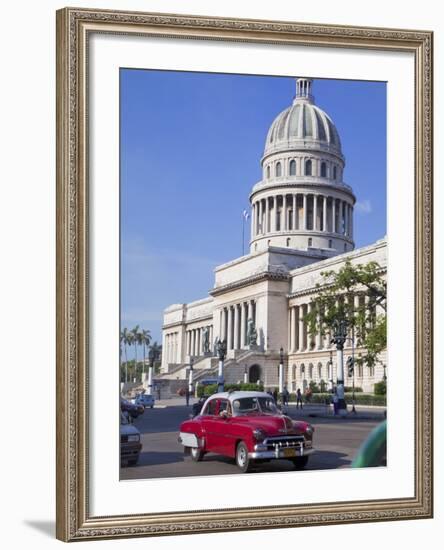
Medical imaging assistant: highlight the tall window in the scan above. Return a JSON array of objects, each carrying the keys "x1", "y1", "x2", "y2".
[
  {"x1": 266, "y1": 165, "x2": 270, "y2": 179},
  {"x1": 333, "y1": 165, "x2": 337, "y2": 180},
  {"x1": 286, "y1": 238, "x2": 291, "y2": 247},
  {"x1": 328, "y1": 239, "x2": 332, "y2": 248},
  {"x1": 305, "y1": 159, "x2": 312, "y2": 176},
  {"x1": 289, "y1": 159, "x2": 296, "y2": 175},
  {"x1": 321, "y1": 162, "x2": 327, "y2": 177},
  {"x1": 308, "y1": 237, "x2": 312, "y2": 247},
  {"x1": 276, "y1": 162, "x2": 282, "y2": 177}
]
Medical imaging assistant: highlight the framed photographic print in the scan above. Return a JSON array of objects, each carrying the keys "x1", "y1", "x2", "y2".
[{"x1": 56, "y1": 7, "x2": 433, "y2": 542}]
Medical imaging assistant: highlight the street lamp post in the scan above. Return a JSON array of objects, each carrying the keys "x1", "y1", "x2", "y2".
[
  {"x1": 147, "y1": 348, "x2": 157, "y2": 396},
  {"x1": 328, "y1": 350, "x2": 334, "y2": 392},
  {"x1": 278, "y1": 347, "x2": 284, "y2": 398},
  {"x1": 346, "y1": 325, "x2": 357, "y2": 414},
  {"x1": 331, "y1": 318, "x2": 348, "y2": 416},
  {"x1": 243, "y1": 364, "x2": 248, "y2": 384},
  {"x1": 188, "y1": 357, "x2": 194, "y2": 396},
  {"x1": 216, "y1": 339, "x2": 227, "y2": 393}
]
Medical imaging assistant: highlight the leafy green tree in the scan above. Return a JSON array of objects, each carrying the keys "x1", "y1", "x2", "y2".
[
  {"x1": 149, "y1": 341, "x2": 162, "y2": 373},
  {"x1": 304, "y1": 260, "x2": 386, "y2": 368}
]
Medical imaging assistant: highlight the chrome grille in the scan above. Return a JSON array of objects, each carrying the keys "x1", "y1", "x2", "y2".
[{"x1": 263, "y1": 435, "x2": 304, "y2": 450}]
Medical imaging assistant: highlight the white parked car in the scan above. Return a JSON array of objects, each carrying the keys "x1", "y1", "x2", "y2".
[{"x1": 134, "y1": 393, "x2": 155, "y2": 409}]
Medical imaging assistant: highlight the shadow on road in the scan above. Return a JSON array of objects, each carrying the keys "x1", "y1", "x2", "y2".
[
  {"x1": 133, "y1": 406, "x2": 192, "y2": 434},
  {"x1": 308, "y1": 450, "x2": 352, "y2": 469},
  {"x1": 137, "y1": 450, "x2": 185, "y2": 466}
]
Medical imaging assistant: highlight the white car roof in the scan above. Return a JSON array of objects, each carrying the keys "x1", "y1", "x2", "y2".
[{"x1": 205, "y1": 391, "x2": 270, "y2": 403}]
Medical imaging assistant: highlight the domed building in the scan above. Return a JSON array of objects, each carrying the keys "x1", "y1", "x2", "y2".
[{"x1": 159, "y1": 78, "x2": 386, "y2": 396}]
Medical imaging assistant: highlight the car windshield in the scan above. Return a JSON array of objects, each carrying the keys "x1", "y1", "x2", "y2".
[{"x1": 232, "y1": 396, "x2": 279, "y2": 416}]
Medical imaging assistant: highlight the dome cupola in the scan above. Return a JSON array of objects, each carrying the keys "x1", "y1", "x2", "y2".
[{"x1": 249, "y1": 78, "x2": 355, "y2": 257}]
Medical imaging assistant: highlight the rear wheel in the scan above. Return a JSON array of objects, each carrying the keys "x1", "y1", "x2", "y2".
[
  {"x1": 291, "y1": 456, "x2": 309, "y2": 470},
  {"x1": 190, "y1": 446, "x2": 205, "y2": 462},
  {"x1": 236, "y1": 442, "x2": 253, "y2": 473}
]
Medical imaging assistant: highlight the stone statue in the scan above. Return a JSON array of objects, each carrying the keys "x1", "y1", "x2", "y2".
[
  {"x1": 203, "y1": 326, "x2": 210, "y2": 354},
  {"x1": 247, "y1": 318, "x2": 257, "y2": 346}
]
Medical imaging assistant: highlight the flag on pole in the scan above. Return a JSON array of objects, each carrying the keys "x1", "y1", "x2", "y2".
[{"x1": 242, "y1": 209, "x2": 250, "y2": 220}]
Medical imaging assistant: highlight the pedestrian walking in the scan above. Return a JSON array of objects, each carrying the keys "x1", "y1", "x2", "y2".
[
  {"x1": 332, "y1": 388, "x2": 339, "y2": 415},
  {"x1": 296, "y1": 388, "x2": 303, "y2": 409},
  {"x1": 283, "y1": 386, "x2": 290, "y2": 406},
  {"x1": 272, "y1": 388, "x2": 278, "y2": 403},
  {"x1": 185, "y1": 386, "x2": 190, "y2": 406}
]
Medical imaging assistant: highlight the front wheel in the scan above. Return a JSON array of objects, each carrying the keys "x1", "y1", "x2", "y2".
[
  {"x1": 236, "y1": 442, "x2": 253, "y2": 473},
  {"x1": 291, "y1": 456, "x2": 309, "y2": 470},
  {"x1": 190, "y1": 446, "x2": 205, "y2": 462}
]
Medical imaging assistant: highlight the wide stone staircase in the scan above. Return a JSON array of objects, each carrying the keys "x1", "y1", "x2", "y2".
[{"x1": 158, "y1": 349, "x2": 258, "y2": 384}]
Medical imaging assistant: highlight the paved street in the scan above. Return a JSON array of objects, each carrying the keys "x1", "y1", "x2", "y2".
[{"x1": 121, "y1": 398, "x2": 385, "y2": 480}]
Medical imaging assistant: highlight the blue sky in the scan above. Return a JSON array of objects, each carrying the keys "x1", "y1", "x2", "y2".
[{"x1": 120, "y1": 69, "x2": 386, "y2": 345}]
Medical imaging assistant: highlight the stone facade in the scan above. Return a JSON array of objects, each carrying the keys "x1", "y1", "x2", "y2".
[{"x1": 160, "y1": 78, "x2": 387, "y2": 393}]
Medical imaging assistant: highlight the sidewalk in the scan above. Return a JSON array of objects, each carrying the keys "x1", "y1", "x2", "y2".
[
  {"x1": 154, "y1": 396, "x2": 199, "y2": 408},
  {"x1": 286, "y1": 402, "x2": 386, "y2": 420},
  {"x1": 154, "y1": 397, "x2": 385, "y2": 420}
]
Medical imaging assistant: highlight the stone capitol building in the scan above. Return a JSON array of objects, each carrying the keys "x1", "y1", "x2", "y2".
[{"x1": 160, "y1": 78, "x2": 387, "y2": 394}]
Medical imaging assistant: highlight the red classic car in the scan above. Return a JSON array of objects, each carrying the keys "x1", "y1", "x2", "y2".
[{"x1": 178, "y1": 391, "x2": 314, "y2": 473}]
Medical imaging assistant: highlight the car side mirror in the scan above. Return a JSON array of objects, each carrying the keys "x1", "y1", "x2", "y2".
[{"x1": 219, "y1": 410, "x2": 228, "y2": 419}]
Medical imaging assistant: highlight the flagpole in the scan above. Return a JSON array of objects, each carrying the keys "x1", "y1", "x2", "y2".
[
  {"x1": 241, "y1": 209, "x2": 249, "y2": 256},
  {"x1": 242, "y1": 214, "x2": 245, "y2": 255}
]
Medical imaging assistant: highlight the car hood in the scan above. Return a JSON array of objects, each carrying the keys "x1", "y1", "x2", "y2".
[
  {"x1": 120, "y1": 423, "x2": 140, "y2": 436},
  {"x1": 233, "y1": 414, "x2": 303, "y2": 435}
]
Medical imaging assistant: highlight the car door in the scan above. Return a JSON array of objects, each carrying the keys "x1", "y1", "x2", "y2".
[
  {"x1": 208, "y1": 399, "x2": 236, "y2": 457},
  {"x1": 199, "y1": 398, "x2": 219, "y2": 452}
]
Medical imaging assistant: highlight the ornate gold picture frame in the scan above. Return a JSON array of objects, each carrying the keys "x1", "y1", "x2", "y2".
[{"x1": 56, "y1": 7, "x2": 433, "y2": 542}]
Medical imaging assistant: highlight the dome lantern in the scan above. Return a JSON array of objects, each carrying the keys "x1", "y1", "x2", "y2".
[{"x1": 295, "y1": 77, "x2": 314, "y2": 103}]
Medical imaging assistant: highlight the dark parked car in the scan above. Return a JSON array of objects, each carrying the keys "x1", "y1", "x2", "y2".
[
  {"x1": 120, "y1": 397, "x2": 144, "y2": 419},
  {"x1": 120, "y1": 412, "x2": 142, "y2": 466}
]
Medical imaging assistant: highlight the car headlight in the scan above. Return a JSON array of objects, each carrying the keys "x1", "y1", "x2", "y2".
[
  {"x1": 128, "y1": 434, "x2": 140, "y2": 442},
  {"x1": 253, "y1": 428, "x2": 266, "y2": 442},
  {"x1": 305, "y1": 426, "x2": 314, "y2": 436}
]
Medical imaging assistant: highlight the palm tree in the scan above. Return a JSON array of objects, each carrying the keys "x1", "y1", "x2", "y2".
[
  {"x1": 141, "y1": 329, "x2": 152, "y2": 379},
  {"x1": 131, "y1": 325, "x2": 142, "y2": 382},
  {"x1": 120, "y1": 327, "x2": 131, "y2": 383}
]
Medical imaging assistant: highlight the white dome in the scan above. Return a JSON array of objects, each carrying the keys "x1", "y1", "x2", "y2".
[{"x1": 264, "y1": 78, "x2": 342, "y2": 159}]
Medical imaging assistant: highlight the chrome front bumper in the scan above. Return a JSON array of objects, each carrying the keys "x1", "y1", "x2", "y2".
[{"x1": 249, "y1": 440, "x2": 313, "y2": 460}]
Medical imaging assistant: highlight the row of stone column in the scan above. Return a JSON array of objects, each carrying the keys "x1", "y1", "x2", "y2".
[
  {"x1": 165, "y1": 331, "x2": 179, "y2": 364},
  {"x1": 220, "y1": 300, "x2": 256, "y2": 351},
  {"x1": 186, "y1": 325, "x2": 213, "y2": 357},
  {"x1": 251, "y1": 194, "x2": 353, "y2": 238},
  {"x1": 288, "y1": 294, "x2": 365, "y2": 353}
]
